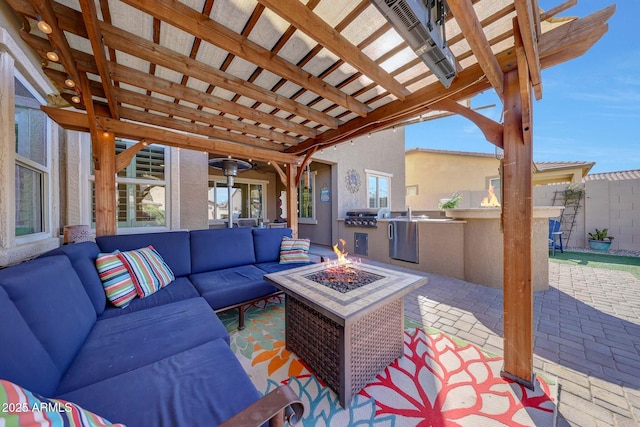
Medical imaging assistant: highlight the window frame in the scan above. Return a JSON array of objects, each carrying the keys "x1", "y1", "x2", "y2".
[
  {"x1": 87, "y1": 139, "x2": 171, "y2": 233},
  {"x1": 14, "y1": 72, "x2": 52, "y2": 244},
  {"x1": 365, "y1": 169, "x2": 392, "y2": 209},
  {"x1": 207, "y1": 176, "x2": 269, "y2": 223},
  {"x1": 297, "y1": 169, "x2": 317, "y2": 224}
]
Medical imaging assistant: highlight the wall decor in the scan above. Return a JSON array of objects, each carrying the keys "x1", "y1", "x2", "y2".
[{"x1": 345, "y1": 169, "x2": 361, "y2": 194}]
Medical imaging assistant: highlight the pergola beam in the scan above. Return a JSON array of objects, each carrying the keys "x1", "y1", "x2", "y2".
[
  {"x1": 41, "y1": 107, "x2": 299, "y2": 165},
  {"x1": 98, "y1": 21, "x2": 340, "y2": 129},
  {"x1": 430, "y1": 98, "x2": 504, "y2": 148},
  {"x1": 447, "y1": 0, "x2": 505, "y2": 98},
  {"x1": 119, "y1": 0, "x2": 369, "y2": 117},
  {"x1": 78, "y1": 0, "x2": 118, "y2": 118},
  {"x1": 514, "y1": 0, "x2": 543, "y2": 100},
  {"x1": 540, "y1": 0, "x2": 577, "y2": 21},
  {"x1": 256, "y1": 0, "x2": 409, "y2": 101}
]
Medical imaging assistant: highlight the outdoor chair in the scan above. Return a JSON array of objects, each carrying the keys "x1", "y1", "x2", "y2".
[{"x1": 549, "y1": 219, "x2": 563, "y2": 256}]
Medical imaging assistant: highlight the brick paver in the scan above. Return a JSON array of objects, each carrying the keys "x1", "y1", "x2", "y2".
[{"x1": 402, "y1": 263, "x2": 640, "y2": 426}]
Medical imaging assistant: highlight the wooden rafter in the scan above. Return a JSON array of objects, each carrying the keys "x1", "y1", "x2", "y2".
[
  {"x1": 108, "y1": 63, "x2": 318, "y2": 139},
  {"x1": 513, "y1": 0, "x2": 543, "y2": 100},
  {"x1": 257, "y1": 0, "x2": 409, "y2": 101},
  {"x1": 295, "y1": 147, "x2": 318, "y2": 187},
  {"x1": 115, "y1": 140, "x2": 147, "y2": 173},
  {"x1": 540, "y1": 0, "x2": 577, "y2": 22},
  {"x1": 447, "y1": 0, "x2": 505, "y2": 98},
  {"x1": 98, "y1": 22, "x2": 339, "y2": 129},
  {"x1": 114, "y1": 88, "x2": 301, "y2": 147},
  {"x1": 41, "y1": 107, "x2": 299, "y2": 164},
  {"x1": 119, "y1": 0, "x2": 369, "y2": 117},
  {"x1": 78, "y1": 0, "x2": 118, "y2": 118}
]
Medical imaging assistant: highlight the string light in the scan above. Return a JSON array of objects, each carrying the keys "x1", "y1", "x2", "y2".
[
  {"x1": 102, "y1": 131, "x2": 110, "y2": 137},
  {"x1": 350, "y1": 140, "x2": 354, "y2": 145},
  {"x1": 71, "y1": 95, "x2": 81, "y2": 104},
  {"x1": 367, "y1": 133, "x2": 371, "y2": 138},
  {"x1": 64, "y1": 77, "x2": 76, "y2": 88},
  {"x1": 392, "y1": 126, "x2": 396, "y2": 133},
  {"x1": 333, "y1": 145, "x2": 337, "y2": 150}
]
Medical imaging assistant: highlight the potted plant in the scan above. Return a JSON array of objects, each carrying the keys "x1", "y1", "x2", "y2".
[
  {"x1": 588, "y1": 228, "x2": 614, "y2": 251},
  {"x1": 438, "y1": 193, "x2": 462, "y2": 209}
]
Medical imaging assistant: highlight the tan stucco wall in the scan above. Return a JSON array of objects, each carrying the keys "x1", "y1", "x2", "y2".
[
  {"x1": 315, "y1": 128, "x2": 406, "y2": 244},
  {"x1": 406, "y1": 151, "x2": 500, "y2": 210},
  {"x1": 179, "y1": 150, "x2": 208, "y2": 231}
]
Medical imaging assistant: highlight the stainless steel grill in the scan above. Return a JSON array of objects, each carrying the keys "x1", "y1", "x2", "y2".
[{"x1": 344, "y1": 208, "x2": 389, "y2": 228}]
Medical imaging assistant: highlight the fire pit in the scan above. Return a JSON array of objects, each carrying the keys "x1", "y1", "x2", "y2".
[{"x1": 263, "y1": 243, "x2": 427, "y2": 408}]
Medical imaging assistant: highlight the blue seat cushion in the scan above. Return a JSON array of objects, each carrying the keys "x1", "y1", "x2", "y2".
[
  {"x1": 254, "y1": 261, "x2": 312, "y2": 274},
  {"x1": 252, "y1": 228, "x2": 292, "y2": 263},
  {"x1": 99, "y1": 277, "x2": 199, "y2": 320},
  {"x1": 39, "y1": 242, "x2": 106, "y2": 315},
  {"x1": 57, "y1": 298, "x2": 229, "y2": 395},
  {"x1": 96, "y1": 231, "x2": 191, "y2": 277},
  {"x1": 190, "y1": 228, "x2": 256, "y2": 273},
  {"x1": 190, "y1": 265, "x2": 277, "y2": 309},
  {"x1": 0, "y1": 256, "x2": 96, "y2": 374},
  {"x1": 0, "y1": 287, "x2": 61, "y2": 397},
  {"x1": 56, "y1": 339, "x2": 262, "y2": 427}
]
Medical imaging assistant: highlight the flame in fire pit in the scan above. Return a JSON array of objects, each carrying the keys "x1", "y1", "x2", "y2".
[
  {"x1": 332, "y1": 238, "x2": 349, "y2": 264},
  {"x1": 481, "y1": 183, "x2": 501, "y2": 207}
]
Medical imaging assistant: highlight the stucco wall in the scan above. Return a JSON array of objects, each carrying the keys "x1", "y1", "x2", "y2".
[
  {"x1": 314, "y1": 128, "x2": 406, "y2": 245},
  {"x1": 406, "y1": 150, "x2": 500, "y2": 210},
  {"x1": 179, "y1": 150, "x2": 208, "y2": 231}
]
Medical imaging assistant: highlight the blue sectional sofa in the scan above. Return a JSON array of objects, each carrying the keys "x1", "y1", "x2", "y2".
[{"x1": 0, "y1": 227, "x2": 307, "y2": 426}]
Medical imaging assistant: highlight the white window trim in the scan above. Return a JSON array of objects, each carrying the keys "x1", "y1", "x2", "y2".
[
  {"x1": 365, "y1": 169, "x2": 392, "y2": 209},
  {"x1": 14, "y1": 71, "x2": 54, "y2": 245},
  {"x1": 85, "y1": 139, "x2": 171, "y2": 234},
  {"x1": 208, "y1": 176, "x2": 269, "y2": 222}
]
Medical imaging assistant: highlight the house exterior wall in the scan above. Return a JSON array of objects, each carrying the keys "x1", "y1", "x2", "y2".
[
  {"x1": 314, "y1": 128, "x2": 405, "y2": 245},
  {"x1": 406, "y1": 150, "x2": 500, "y2": 210},
  {"x1": 179, "y1": 150, "x2": 208, "y2": 231}
]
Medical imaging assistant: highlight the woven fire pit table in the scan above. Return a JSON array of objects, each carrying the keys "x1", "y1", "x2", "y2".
[{"x1": 264, "y1": 261, "x2": 427, "y2": 408}]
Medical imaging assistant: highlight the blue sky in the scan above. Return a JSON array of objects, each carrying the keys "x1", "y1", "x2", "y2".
[{"x1": 405, "y1": 1, "x2": 638, "y2": 174}]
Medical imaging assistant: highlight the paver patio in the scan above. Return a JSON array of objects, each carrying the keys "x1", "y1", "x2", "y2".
[{"x1": 311, "y1": 245, "x2": 640, "y2": 426}]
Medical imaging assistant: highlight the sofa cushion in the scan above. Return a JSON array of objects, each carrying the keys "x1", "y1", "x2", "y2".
[
  {"x1": 99, "y1": 277, "x2": 199, "y2": 320},
  {"x1": 190, "y1": 228, "x2": 256, "y2": 273},
  {"x1": 117, "y1": 246, "x2": 175, "y2": 297},
  {"x1": 96, "y1": 252, "x2": 137, "y2": 308},
  {"x1": 39, "y1": 242, "x2": 107, "y2": 315},
  {"x1": 252, "y1": 227, "x2": 292, "y2": 263},
  {"x1": 56, "y1": 339, "x2": 262, "y2": 427},
  {"x1": 57, "y1": 298, "x2": 229, "y2": 395},
  {"x1": 0, "y1": 256, "x2": 96, "y2": 374},
  {"x1": 279, "y1": 237, "x2": 311, "y2": 263},
  {"x1": 0, "y1": 379, "x2": 124, "y2": 427},
  {"x1": 0, "y1": 287, "x2": 61, "y2": 397},
  {"x1": 96, "y1": 231, "x2": 191, "y2": 277},
  {"x1": 254, "y1": 261, "x2": 312, "y2": 274},
  {"x1": 190, "y1": 265, "x2": 277, "y2": 310}
]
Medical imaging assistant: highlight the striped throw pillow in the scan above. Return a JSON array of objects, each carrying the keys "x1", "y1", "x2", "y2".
[
  {"x1": 95, "y1": 252, "x2": 137, "y2": 308},
  {"x1": 117, "y1": 246, "x2": 175, "y2": 298},
  {"x1": 279, "y1": 237, "x2": 311, "y2": 264},
  {"x1": 0, "y1": 379, "x2": 125, "y2": 426}
]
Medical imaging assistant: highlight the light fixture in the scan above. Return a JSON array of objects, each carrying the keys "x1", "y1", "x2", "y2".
[
  {"x1": 141, "y1": 140, "x2": 148, "y2": 146},
  {"x1": 102, "y1": 131, "x2": 110, "y2": 137},
  {"x1": 46, "y1": 51, "x2": 59, "y2": 62},
  {"x1": 392, "y1": 126, "x2": 396, "y2": 132},
  {"x1": 36, "y1": 17, "x2": 53, "y2": 35},
  {"x1": 64, "y1": 77, "x2": 76, "y2": 88},
  {"x1": 71, "y1": 95, "x2": 81, "y2": 104},
  {"x1": 333, "y1": 145, "x2": 337, "y2": 150},
  {"x1": 367, "y1": 133, "x2": 371, "y2": 138},
  {"x1": 350, "y1": 140, "x2": 354, "y2": 145}
]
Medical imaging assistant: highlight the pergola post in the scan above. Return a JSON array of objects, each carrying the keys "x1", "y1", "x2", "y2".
[
  {"x1": 501, "y1": 68, "x2": 534, "y2": 388},
  {"x1": 94, "y1": 131, "x2": 117, "y2": 236},
  {"x1": 285, "y1": 164, "x2": 298, "y2": 238}
]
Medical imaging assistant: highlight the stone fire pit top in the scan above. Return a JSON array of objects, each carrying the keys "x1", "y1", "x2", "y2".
[{"x1": 264, "y1": 262, "x2": 427, "y2": 324}]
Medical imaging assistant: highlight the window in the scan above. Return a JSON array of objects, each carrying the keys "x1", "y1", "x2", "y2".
[
  {"x1": 489, "y1": 177, "x2": 501, "y2": 195},
  {"x1": 14, "y1": 77, "x2": 48, "y2": 237},
  {"x1": 208, "y1": 179, "x2": 266, "y2": 220},
  {"x1": 298, "y1": 168, "x2": 315, "y2": 221},
  {"x1": 90, "y1": 140, "x2": 167, "y2": 229},
  {"x1": 366, "y1": 170, "x2": 391, "y2": 209},
  {"x1": 406, "y1": 185, "x2": 418, "y2": 197}
]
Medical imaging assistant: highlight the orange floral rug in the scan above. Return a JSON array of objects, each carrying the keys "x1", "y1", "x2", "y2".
[{"x1": 219, "y1": 298, "x2": 557, "y2": 427}]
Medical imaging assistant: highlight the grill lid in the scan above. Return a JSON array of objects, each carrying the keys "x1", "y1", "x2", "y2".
[{"x1": 345, "y1": 208, "x2": 381, "y2": 218}]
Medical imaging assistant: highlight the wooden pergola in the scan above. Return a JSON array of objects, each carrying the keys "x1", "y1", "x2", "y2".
[{"x1": 6, "y1": 0, "x2": 613, "y2": 389}]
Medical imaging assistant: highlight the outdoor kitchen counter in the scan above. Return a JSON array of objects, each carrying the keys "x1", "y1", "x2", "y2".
[{"x1": 337, "y1": 218, "x2": 467, "y2": 280}]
